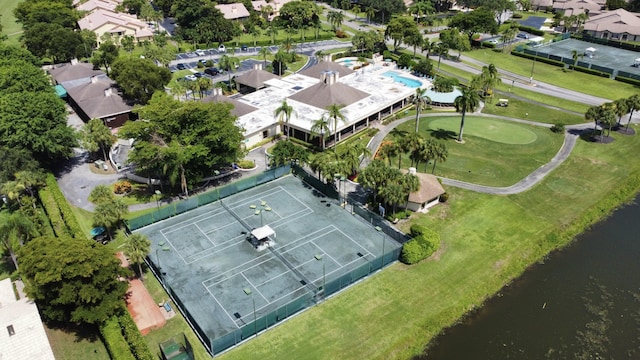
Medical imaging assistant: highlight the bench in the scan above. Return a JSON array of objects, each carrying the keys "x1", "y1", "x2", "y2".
[{"x1": 163, "y1": 302, "x2": 172, "y2": 313}]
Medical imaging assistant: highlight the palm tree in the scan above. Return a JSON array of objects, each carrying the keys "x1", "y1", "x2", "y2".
[
  {"x1": 274, "y1": 99, "x2": 297, "y2": 140},
  {"x1": 122, "y1": 232, "x2": 151, "y2": 280},
  {"x1": 411, "y1": 139, "x2": 434, "y2": 171},
  {"x1": 599, "y1": 103, "x2": 617, "y2": 138},
  {"x1": 326, "y1": 104, "x2": 347, "y2": 153},
  {"x1": 435, "y1": 43, "x2": 449, "y2": 73},
  {"x1": 613, "y1": 98, "x2": 629, "y2": 126},
  {"x1": 626, "y1": 94, "x2": 640, "y2": 131},
  {"x1": 431, "y1": 141, "x2": 448, "y2": 173},
  {"x1": 366, "y1": 6, "x2": 375, "y2": 24},
  {"x1": 454, "y1": 86, "x2": 480, "y2": 143},
  {"x1": 571, "y1": 49, "x2": 583, "y2": 70},
  {"x1": 585, "y1": 105, "x2": 601, "y2": 134},
  {"x1": 400, "y1": 132, "x2": 424, "y2": 168},
  {"x1": 266, "y1": 25, "x2": 278, "y2": 44},
  {"x1": 170, "y1": 80, "x2": 187, "y2": 100},
  {"x1": 258, "y1": 46, "x2": 270, "y2": 68},
  {"x1": 401, "y1": 172, "x2": 420, "y2": 209},
  {"x1": 352, "y1": 4, "x2": 361, "y2": 19},
  {"x1": 310, "y1": 115, "x2": 331, "y2": 150},
  {"x1": 0, "y1": 212, "x2": 38, "y2": 271},
  {"x1": 218, "y1": 54, "x2": 239, "y2": 85},
  {"x1": 379, "y1": 182, "x2": 405, "y2": 215},
  {"x1": 250, "y1": 27, "x2": 261, "y2": 47},
  {"x1": 196, "y1": 77, "x2": 212, "y2": 98},
  {"x1": 413, "y1": 87, "x2": 430, "y2": 132},
  {"x1": 327, "y1": 11, "x2": 344, "y2": 30}
]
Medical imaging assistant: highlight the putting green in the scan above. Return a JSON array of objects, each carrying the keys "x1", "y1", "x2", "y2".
[{"x1": 428, "y1": 116, "x2": 538, "y2": 144}]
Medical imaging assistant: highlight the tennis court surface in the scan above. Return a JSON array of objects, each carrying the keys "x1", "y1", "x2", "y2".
[{"x1": 135, "y1": 174, "x2": 402, "y2": 354}]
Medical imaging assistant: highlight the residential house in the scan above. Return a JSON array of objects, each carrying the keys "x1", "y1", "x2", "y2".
[
  {"x1": 234, "y1": 63, "x2": 280, "y2": 93},
  {"x1": 0, "y1": 279, "x2": 55, "y2": 360},
  {"x1": 251, "y1": 0, "x2": 295, "y2": 21},
  {"x1": 583, "y1": 8, "x2": 640, "y2": 41},
  {"x1": 77, "y1": 8, "x2": 154, "y2": 45},
  {"x1": 553, "y1": 0, "x2": 604, "y2": 17},
  {"x1": 65, "y1": 75, "x2": 134, "y2": 129},
  {"x1": 215, "y1": 3, "x2": 250, "y2": 21}
]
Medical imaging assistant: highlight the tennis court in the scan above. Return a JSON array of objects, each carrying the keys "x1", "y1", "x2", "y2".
[
  {"x1": 135, "y1": 174, "x2": 402, "y2": 353},
  {"x1": 532, "y1": 38, "x2": 640, "y2": 75}
]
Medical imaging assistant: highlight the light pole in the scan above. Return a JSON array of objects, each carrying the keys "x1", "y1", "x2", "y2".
[
  {"x1": 253, "y1": 201, "x2": 268, "y2": 227},
  {"x1": 243, "y1": 288, "x2": 257, "y2": 337},
  {"x1": 530, "y1": 56, "x2": 536, "y2": 83},
  {"x1": 375, "y1": 226, "x2": 386, "y2": 268},
  {"x1": 340, "y1": 176, "x2": 346, "y2": 207},
  {"x1": 155, "y1": 244, "x2": 170, "y2": 285},
  {"x1": 155, "y1": 190, "x2": 161, "y2": 210},
  {"x1": 314, "y1": 254, "x2": 325, "y2": 300}
]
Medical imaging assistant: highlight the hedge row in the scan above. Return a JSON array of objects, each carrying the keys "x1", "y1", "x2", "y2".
[
  {"x1": 400, "y1": 225, "x2": 440, "y2": 264},
  {"x1": 517, "y1": 25, "x2": 545, "y2": 36},
  {"x1": 615, "y1": 75, "x2": 640, "y2": 86},
  {"x1": 118, "y1": 311, "x2": 154, "y2": 360},
  {"x1": 100, "y1": 316, "x2": 135, "y2": 360},
  {"x1": 511, "y1": 51, "x2": 565, "y2": 67},
  {"x1": 43, "y1": 173, "x2": 84, "y2": 239},
  {"x1": 37, "y1": 187, "x2": 66, "y2": 238},
  {"x1": 569, "y1": 65, "x2": 611, "y2": 78}
]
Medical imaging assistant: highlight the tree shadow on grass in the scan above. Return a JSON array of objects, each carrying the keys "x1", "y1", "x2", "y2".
[
  {"x1": 45, "y1": 321, "x2": 103, "y2": 343},
  {"x1": 572, "y1": 128, "x2": 615, "y2": 144},
  {"x1": 429, "y1": 128, "x2": 457, "y2": 141}
]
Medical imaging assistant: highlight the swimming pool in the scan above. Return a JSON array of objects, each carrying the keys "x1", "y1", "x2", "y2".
[{"x1": 382, "y1": 71, "x2": 422, "y2": 88}]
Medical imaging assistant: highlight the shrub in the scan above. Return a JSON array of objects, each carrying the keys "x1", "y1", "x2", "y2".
[
  {"x1": 335, "y1": 30, "x2": 347, "y2": 38},
  {"x1": 510, "y1": 51, "x2": 565, "y2": 67},
  {"x1": 517, "y1": 25, "x2": 544, "y2": 36},
  {"x1": 512, "y1": 13, "x2": 523, "y2": 19},
  {"x1": 237, "y1": 160, "x2": 255, "y2": 169},
  {"x1": 44, "y1": 173, "x2": 84, "y2": 239},
  {"x1": 569, "y1": 65, "x2": 611, "y2": 78},
  {"x1": 113, "y1": 181, "x2": 132, "y2": 195},
  {"x1": 401, "y1": 227, "x2": 441, "y2": 264},
  {"x1": 118, "y1": 312, "x2": 154, "y2": 360},
  {"x1": 383, "y1": 50, "x2": 392, "y2": 59},
  {"x1": 439, "y1": 192, "x2": 449, "y2": 202},
  {"x1": 550, "y1": 123, "x2": 565, "y2": 133},
  {"x1": 615, "y1": 75, "x2": 640, "y2": 86},
  {"x1": 100, "y1": 316, "x2": 135, "y2": 360},
  {"x1": 38, "y1": 187, "x2": 66, "y2": 237}
]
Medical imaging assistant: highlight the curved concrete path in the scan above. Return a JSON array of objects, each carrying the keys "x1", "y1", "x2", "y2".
[{"x1": 363, "y1": 112, "x2": 596, "y2": 195}]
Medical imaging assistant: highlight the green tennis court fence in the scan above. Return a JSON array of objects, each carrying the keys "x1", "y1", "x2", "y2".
[
  {"x1": 126, "y1": 165, "x2": 291, "y2": 231},
  {"x1": 209, "y1": 246, "x2": 401, "y2": 355},
  {"x1": 291, "y1": 164, "x2": 339, "y2": 200}
]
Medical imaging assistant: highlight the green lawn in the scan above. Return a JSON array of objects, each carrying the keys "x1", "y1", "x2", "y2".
[
  {"x1": 0, "y1": 0, "x2": 22, "y2": 45},
  {"x1": 45, "y1": 324, "x2": 110, "y2": 360},
  {"x1": 220, "y1": 126, "x2": 640, "y2": 360},
  {"x1": 464, "y1": 48, "x2": 639, "y2": 100},
  {"x1": 480, "y1": 95, "x2": 585, "y2": 124},
  {"x1": 385, "y1": 116, "x2": 564, "y2": 186}
]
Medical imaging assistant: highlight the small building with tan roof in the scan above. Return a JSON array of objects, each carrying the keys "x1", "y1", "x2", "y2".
[
  {"x1": 583, "y1": 8, "x2": 640, "y2": 41},
  {"x1": 77, "y1": 8, "x2": 154, "y2": 45},
  {"x1": 403, "y1": 168, "x2": 445, "y2": 212},
  {"x1": 234, "y1": 63, "x2": 280, "y2": 93},
  {"x1": 215, "y1": 3, "x2": 250, "y2": 21}
]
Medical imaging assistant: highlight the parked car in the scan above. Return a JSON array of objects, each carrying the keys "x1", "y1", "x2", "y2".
[
  {"x1": 204, "y1": 67, "x2": 221, "y2": 76},
  {"x1": 218, "y1": 44, "x2": 226, "y2": 53},
  {"x1": 488, "y1": 38, "x2": 500, "y2": 45},
  {"x1": 194, "y1": 72, "x2": 204, "y2": 78},
  {"x1": 195, "y1": 49, "x2": 206, "y2": 56},
  {"x1": 176, "y1": 63, "x2": 186, "y2": 70},
  {"x1": 241, "y1": 44, "x2": 248, "y2": 51},
  {"x1": 185, "y1": 74, "x2": 197, "y2": 81},
  {"x1": 517, "y1": 32, "x2": 530, "y2": 39}
]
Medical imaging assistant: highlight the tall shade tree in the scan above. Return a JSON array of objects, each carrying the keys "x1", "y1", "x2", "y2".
[
  {"x1": 454, "y1": 86, "x2": 481, "y2": 142},
  {"x1": 431, "y1": 141, "x2": 448, "y2": 173},
  {"x1": 413, "y1": 87, "x2": 430, "y2": 132},
  {"x1": 598, "y1": 103, "x2": 617, "y2": 138},
  {"x1": 0, "y1": 212, "x2": 38, "y2": 271},
  {"x1": 80, "y1": 119, "x2": 115, "y2": 161},
  {"x1": 111, "y1": 57, "x2": 172, "y2": 104},
  {"x1": 122, "y1": 232, "x2": 151, "y2": 280},
  {"x1": 326, "y1": 104, "x2": 347, "y2": 153},
  {"x1": 584, "y1": 105, "x2": 601, "y2": 133},
  {"x1": 258, "y1": 46, "x2": 271, "y2": 68},
  {"x1": 19, "y1": 236, "x2": 130, "y2": 325},
  {"x1": 218, "y1": 54, "x2": 240, "y2": 85},
  {"x1": 274, "y1": 99, "x2": 296, "y2": 140}
]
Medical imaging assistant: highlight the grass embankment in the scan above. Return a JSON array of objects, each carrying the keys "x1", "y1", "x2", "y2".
[
  {"x1": 385, "y1": 116, "x2": 564, "y2": 187},
  {"x1": 464, "y1": 48, "x2": 639, "y2": 100},
  {"x1": 0, "y1": 0, "x2": 22, "y2": 46},
  {"x1": 220, "y1": 126, "x2": 640, "y2": 359},
  {"x1": 45, "y1": 324, "x2": 110, "y2": 360}
]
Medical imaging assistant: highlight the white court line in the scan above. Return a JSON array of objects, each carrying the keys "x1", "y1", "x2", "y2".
[
  {"x1": 334, "y1": 227, "x2": 374, "y2": 257},
  {"x1": 268, "y1": 207, "x2": 314, "y2": 231},
  {"x1": 279, "y1": 186, "x2": 313, "y2": 212},
  {"x1": 159, "y1": 206, "x2": 227, "y2": 234},
  {"x1": 309, "y1": 238, "x2": 341, "y2": 266},
  {"x1": 162, "y1": 208, "x2": 230, "y2": 235},
  {"x1": 184, "y1": 235, "x2": 246, "y2": 263},
  {"x1": 193, "y1": 222, "x2": 215, "y2": 246},
  {"x1": 204, "y1": 285, "x2": 241, "y2": 329},
  {"x1": 202, "y1": 252, "x2": 275, "y2": 287},
  {"x1": 241, "y1": 273, "x2": 269, "y2": 304},
  {"x1": 161, "y1": 232, "x2": 188, "y2": 265}
]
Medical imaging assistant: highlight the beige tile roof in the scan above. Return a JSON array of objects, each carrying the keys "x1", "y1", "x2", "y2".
[
  {"x1": 584, "y1": 8, "x2": 640, "y2": 35},
  {"x1": 215, "y1": 3, "x2": 250, "y2": 20},
  {"x1": 77, "y1": 9, "x2": 153, "y2": 39},
  {"x1": 235, "y1": 69, "x2": 280, "y2": 89},
  {"x1": 66, "y1": 77, "x2": 133, "y2": 119},
  {"x1": 49, "y1": 62, "x2": 105, "y2": 84},
  {"x1": 76, "y1": 0, "x2": 118, "y2": 13},
  {"x1": 406, "y1": 172, "x2": 445, "y2": 204},
  {"x1": 554, "y1": 0, "x2": 603, "y2": 16}
]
